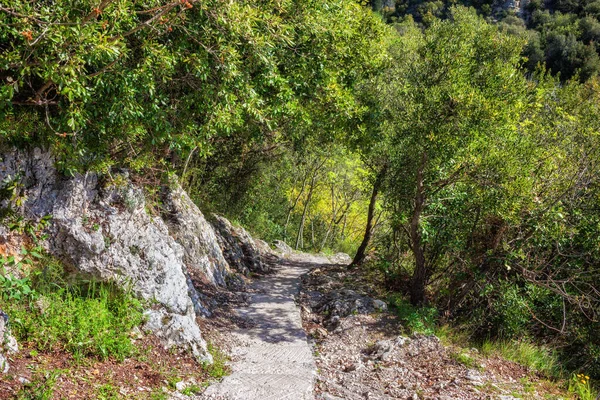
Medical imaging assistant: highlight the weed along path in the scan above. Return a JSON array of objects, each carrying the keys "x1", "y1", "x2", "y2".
[{"x1": 202, "y1": 254, "x2": 326, "y2": 400}]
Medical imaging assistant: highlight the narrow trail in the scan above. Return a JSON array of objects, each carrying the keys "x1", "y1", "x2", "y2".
[{"x1": 203, "y1": 254, "x2": 327, "y2": 400}]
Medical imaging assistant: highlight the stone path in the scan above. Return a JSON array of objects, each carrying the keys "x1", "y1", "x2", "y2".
[{"x1": 202, "y1": 255, "x2": 325, "y2": 400}]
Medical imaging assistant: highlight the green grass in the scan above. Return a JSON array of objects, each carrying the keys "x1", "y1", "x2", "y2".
[
  {"x1": 96, "y1": 383, "x2": 121, "y2": 400},
  {"x1": 0, "y1": 256, "x2": 145, "y2": 361},
  {"x1": 203, "y1": 342, "x2": 230, "y2": 379},
  {"x1": 387, "y1": 294, "x2": 438, "y2": 335},
  {"x1": 149, "y1": 390, "x2": 169, "y2": 400},
  {"x1": 181, "y1": 384, "x2": 203, "y2": 395},
  {"x1": 480, "y1": 340, "x2": 560, "y2": 377},
  {"x1": 450, "y1": 351, "x2": 480, "y2": 369}
]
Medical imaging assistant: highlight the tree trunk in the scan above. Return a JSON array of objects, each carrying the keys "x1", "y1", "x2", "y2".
[
  {"x1": 284, "y1": 167, "x2": 309, "y2": 239},
  {"x1": 310, "y1": 217, "x2": 316, "y2": 249},
  {"x1": 294, "y1": 159, "x2": 326, "y2": 249},
  {"x1": 318, "y1": 185, "x2": 338, "y2": 252},
  {"x1": 409, "y1": 152, "x2": 427, "y2": 306},
  {"x1": 296, "y1": 174, "x2": 317, "y2": 250},
  {"x1": 350, "y1": 165, "x2": 387, "y2": 268}
]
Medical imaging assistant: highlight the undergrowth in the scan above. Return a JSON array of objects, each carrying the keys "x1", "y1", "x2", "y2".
[
  {"x1": 0, "y1": 252, "x2": 145, "y2": 361},
  {"x1": 16, "y1": 369, "x2": 63, "y2": 400},
  {"x1": 385, "y1": 292, "x2": 599, "y2": 397},
  {"x1": 480, "y1": 340, "x2": 561, "y2": 378},
  {"x1": 387, "y1": 294, "x2": 438, "y2": 335}
]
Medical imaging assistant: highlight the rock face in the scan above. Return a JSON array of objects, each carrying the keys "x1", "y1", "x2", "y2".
[
  {"x1": 273, "y1": 240, "x2": 294, "y2": 255},
  {"x1": 0, "y1": 149, "x2": 221, "y2": 363},
  {"x1": 0, "y1": 311, "x2": 18, "y2": 374},
  {"x1": 162, "y1": 186, "x2": 231, "y2": 287},
  {"x1": 211, "y1": 214, "x2": 270, "y2": 275}
]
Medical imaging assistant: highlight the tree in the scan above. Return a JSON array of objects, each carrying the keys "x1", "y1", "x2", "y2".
[
  {"x1": 0, "y1": 0, "x2": 389, "y2": 174},
  {"x1": 350, "y1": 163, "x2": 386, "y2": 266},
  {"x1": 371, "y1": 8, "x2": 530, "y2": 304}
]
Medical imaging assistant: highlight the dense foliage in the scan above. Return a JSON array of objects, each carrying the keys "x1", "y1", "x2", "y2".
[
  {"x1": 373, "y1": 0, "x2": 600, "y2": 81},
  {"x1": 1, "y1": 0, "x2": 599, "y2": 383},
  {"x1": 364, "y1": 8, "x2": 600, "y2": 377},
  {"x1": 0, "y1": 0, "x2": 388, "y2": 173}
]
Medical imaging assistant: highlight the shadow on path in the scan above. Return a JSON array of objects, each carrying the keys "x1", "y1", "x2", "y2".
[{"x1": 202, "y1": 254, "x2": 331, "y2": 400}]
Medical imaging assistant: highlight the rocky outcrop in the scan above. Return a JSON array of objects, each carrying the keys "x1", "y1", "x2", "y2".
[
  {"x1": 317, "y1": 289, "x2": 388, "y2": 330},
  {"x1": 0, "y1": 149, "x2": 218, "y2": 363},
  {"x1": 253, "y1": 238, "x2": 275, "y2": 259},
  {"x1": 273, "y1": 240, "x2": 294, "y2": 255},
  {"x1": 0, "y1": 311, "x2": 18, "y2": 374},
  {"x1": 211, "y1": 214, "x2": 271, "y2": 275},
  {"x1": 162, "y1": 186, "x2": 231, "y2": 288}
]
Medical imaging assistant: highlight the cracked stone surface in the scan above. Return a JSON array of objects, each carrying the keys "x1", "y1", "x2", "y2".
[{"x1": 202, "y1": 256, "x2": 320, "y2": 400}]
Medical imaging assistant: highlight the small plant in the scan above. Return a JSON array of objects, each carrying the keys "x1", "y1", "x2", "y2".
[
  {"x1": 451, "y1": 351, "x2": 480, "y2": 369},
  {"x1": 5, "y1": 215, "x2": 52, "y2": 241},
  {"x1": 0, "y1": 173, "x2": 25, "y2": 206},
  {"x1": 181, "y1": 384, "x2": 202, "y2": 395},
  {"x1": 569, "y1": 373, "x2": 595, "y2": 400},
  {"x1": 0, "y1": 246, "x2": 44, "y2": 301},
  {"x1": 519, "y1": 377, "x2": 536, "y2": 394},
  {"x1": 17, "y1": 369, "x2": 62, "y2": 400},
  {"x1": 97, "y1": 383, "x2": 120, "y2": 400},
  {"x1": 149, "y1": 389, "x2": 169, "y2": 400},
  {"x1": 0, "y1": 272, "x2": 35, "y2": 301},
  {"x1": 167, "y1": 375, "x2": 182, "y2": 390},
  {"x1": 203, "y1": 342, "x2": 230, "y2": 379}
]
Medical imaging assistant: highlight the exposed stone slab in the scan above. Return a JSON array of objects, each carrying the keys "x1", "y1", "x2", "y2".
[{"x1": 163, "y1": 186, "x2": 231, "y2": 287}]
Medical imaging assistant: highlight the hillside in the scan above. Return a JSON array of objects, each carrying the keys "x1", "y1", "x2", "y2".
[
  {"x1": 1, "y1": 0, "x2": 600, "y2": 399},
  {"x1": 372, "y1": 0, "x2": 600, "y2": 81}
]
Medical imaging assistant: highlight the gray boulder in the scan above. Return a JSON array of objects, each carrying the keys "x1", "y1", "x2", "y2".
[
  {"x1": 328, "y1": 252, "x2": 352, "y2": 265},
  {"x1": 254, "y1": 239, "x2": 275, "y2": 258},
  {"x1": 273, "y1": 240, "x2": 294, "y2": 255}
]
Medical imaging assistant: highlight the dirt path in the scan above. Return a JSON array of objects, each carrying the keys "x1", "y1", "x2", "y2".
[{"x1": 202, "y1": 254, "x2": 327, "y2": 400}]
